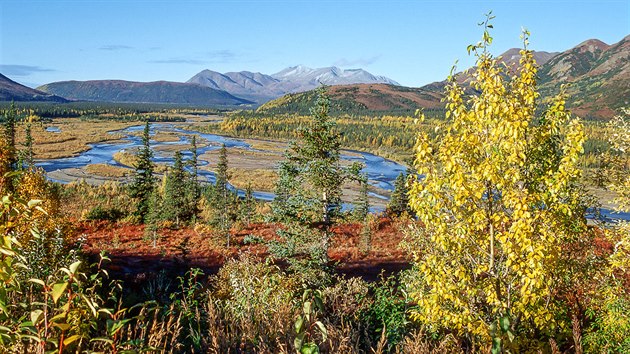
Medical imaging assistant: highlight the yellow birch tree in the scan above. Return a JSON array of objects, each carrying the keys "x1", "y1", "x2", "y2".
[{"x1": 407, "y1": 17, "x2": 586, "y2": 350}]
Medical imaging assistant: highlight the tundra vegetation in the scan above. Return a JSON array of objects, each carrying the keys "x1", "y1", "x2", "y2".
[{"x1": 0, "y1": 20, "x2": 628, "y2": 353}]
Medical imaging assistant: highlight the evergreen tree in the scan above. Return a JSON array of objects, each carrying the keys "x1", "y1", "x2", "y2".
[
  {"x1": 3, "y1": 102, "x2": 17, "y2": 170},
  {"x1": 23, "y1": 117, "x2": 34, "y2": 170},
  {"x1": 267, "y1": 87, "x2": 362, "y2": 284},
  {"x1": 355, "y1": 174, "x2": 372, "y2": 253},
  {"x1": 0, "y1": 103, "x2": 19, "y2": 193},
  {"x1": 215, "y1": 144, "x2": 229, "y2": 198},
  {"x1": 387, "y1": 172, "x2": 411, "y2": 217},
  {"x1": 145, "y1": 188, "x2": 163, "y2": 247},
  {"x1": 162, "y1": 151, "x2": 189, "y2": 226},
  {"x1": 270, "y1": 158, "x2": 311, "y2": 223},
  {"x1": 353, "y1": 173, "x2": 370, "y2": 221},
  {"x1": 212, "y1": 144, "x2": 235, "y2": 246},
  {"x1": 18, "y1": 114, "x2": 35, "y2": 171},
  {"x1": 185, "y1": 135, "x2": 200, "y2": 222},
  {"x1": 188, "y1": 135, "x2": 200, "y2": 200},
  {"x1": 129, "y1": 121, "x2": 155, "y2": 222},
  {"x1": 239, "y1": 182, "x2": 256, "y2": 225},
  {"x1": 272, "y1": 86, "x2": 362, "y2": 225}
]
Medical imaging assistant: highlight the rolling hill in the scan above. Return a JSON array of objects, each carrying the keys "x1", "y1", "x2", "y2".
[
  {"x1": 36, "y1": 80, "x2": 253, "y2": 106},
  {"x1": 256, "y1": 83, "x2": 443, "y2": 116},
  {"x1": 0, "y1": 73, "x2": 67, "y2": 102}
]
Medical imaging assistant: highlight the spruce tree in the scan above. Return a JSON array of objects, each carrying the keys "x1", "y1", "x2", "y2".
[
  {"x1": 3, "y1": 102, "x2": 18, "y2": 171},
  {"x1": 387, "y1": 172, "x2": 411, "y2": 217},
  {"x1": 162, "y1": 151, "x2": 188, "y2": 226},
  {"x1": 239, "y1": 182, "x2": 256, "y2": 225},
  {"x1": 145, "y1": 188, "x2": 163, "y2": 247},
  {"x1": 188, "y1": 135, "x2": 199, "y2": 200},
  {"x1": 270, "y1": 158, "x2": 310, "y2": 223},
  {"x1": 272, "y1": 86, "x2": 362, "y2": 225},
  {"x1": 267, "y1": 87, "x2": 362, "y2": 284},
  {"x1": 22, "y1": 115, "x2": 34, "y2": 170},
  {"x1": 185, "y1": 135, "x2": 200, "y2": 222},
  {"x1": 129, "y1": 121, "x2": 155, "y2": 222},
  {"x1": 212, "y1": 144, "x2": 235, "y2": 246},
  {"x1": 353, "y1": 173, "x2": 370, "y2": 221}
]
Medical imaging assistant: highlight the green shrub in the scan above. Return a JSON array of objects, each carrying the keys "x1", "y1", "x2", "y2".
[
  {"x1": 359, "y1": 274, "x2": 413, "y2": 352},
  {"x1": 583, "y1": 285, "x2": 630, "y2": 353},
  {"x1": 85, "y1": 205, "x2": 125, "y2": 221}
]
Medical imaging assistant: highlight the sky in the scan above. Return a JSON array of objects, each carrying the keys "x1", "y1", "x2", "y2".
[{"x1": 1, "y1": 0, "x2": 628, "y2": 88}]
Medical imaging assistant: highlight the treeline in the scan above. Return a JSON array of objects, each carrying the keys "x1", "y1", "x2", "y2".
[
  {"x1": 0, "y1": 101, "x2": 224, "y2": 119},
  {"x1": 198, "y1": 114, "x2": 441, "y2": 163},
  {"x1": 199, "y1": 111, "x2": 626, "y2": 174}
]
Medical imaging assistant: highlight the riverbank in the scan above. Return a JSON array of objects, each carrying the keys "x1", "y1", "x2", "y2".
[{"x1": 37, "y1": 121, "x2": 398, "y2": 210}]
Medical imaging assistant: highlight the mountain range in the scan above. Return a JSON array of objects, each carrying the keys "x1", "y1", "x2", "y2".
[
  {"x1": 0, "y1": 74, "x2": 67, "y2": 103},
  {"x1": 258, "y1": 36, "x2": 629, "y2": 119},
  {"x1": 4, "y1": 35, "x2": 628, "y2": 118},
  {"x1": 186, "y1": 66, "x2": 399, "y2": 103},
  {"x1": 537, "y1": 37, "x2": 629, "y2": 118},
  {"x1": 36, "y1": 80, "x2": 252, "y2": 106}
]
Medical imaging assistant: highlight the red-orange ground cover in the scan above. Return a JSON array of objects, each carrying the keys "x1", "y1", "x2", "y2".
[{"x1": 71, "y1": 217, "x2": 412, "y2": 280}]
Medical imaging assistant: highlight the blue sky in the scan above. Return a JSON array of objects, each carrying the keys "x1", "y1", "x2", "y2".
[{"x1": 1, "y1": 0, "x2": 628, "y2": 88}]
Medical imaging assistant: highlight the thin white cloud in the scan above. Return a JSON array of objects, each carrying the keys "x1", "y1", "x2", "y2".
[
  {"x1": 0, "y1": 64, "x2": 55, "y2": 76},
  {"x1": 149, "y1": 50, "x2": 242, "y2": 65},
  {"x1": 149, "y1": 59, "x2": 207, "y2": 65},
  {"x1": 333, "y1": 55, "x2": 380, "y2": 67}
]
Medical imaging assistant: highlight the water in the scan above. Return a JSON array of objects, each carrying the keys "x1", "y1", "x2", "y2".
[
  {"x1": 35, "y1": 123, "x2": 629, "y2": 220},
  {"x1": 36, "y1": 123, "x2": 400, "y2": 204}
]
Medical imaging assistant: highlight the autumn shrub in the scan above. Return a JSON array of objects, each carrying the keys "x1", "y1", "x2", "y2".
[
  {"x1": 580, "y1": 108, "x2": 630, "y2": 352},
  {"x1": 583, "y1": 284, "x2": 630, "y2": 353},
  {"x1": 208, "y1": 255, "x2": 299, "y2": 350},
  {"x1": 0, "y1": 196, "x2": 134, "y2": 353},
  {"x1": 63, "y1": 180, "x2": 134, "y2": 221}
]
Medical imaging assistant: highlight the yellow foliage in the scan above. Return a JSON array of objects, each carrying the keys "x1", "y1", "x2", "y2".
[
  {"x1": 603, "y1": 108, "x2": 630, "y2": 274},
  {"x1": 407, "y1": 27, "x2": 586, "y2": 345},
  {"x1": 14, "y1": 170, "x2": 67, "y2": 241}
]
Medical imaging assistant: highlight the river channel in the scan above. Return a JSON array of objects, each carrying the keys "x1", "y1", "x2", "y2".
[{"x1": 35, "y1": 123, "x2": 629, "y2": 221}]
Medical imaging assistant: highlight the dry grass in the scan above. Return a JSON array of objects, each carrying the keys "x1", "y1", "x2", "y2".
[
  {"x1": 113, "y1": 151, "x2": 168, "y2": 173},
  {"x1": 84, "y1": 164, "x2": 131, "y2": 178},
  {"x1": 227, "y1": 168, "x2": 277, "y2": 191},
  {"x1": 112, "y1": 151, "x2": 138, "y2": 168},
  {"x1": 245, "y1": 139, "x2": 288, "y2": 153},
  {"x1": 16, "y1": 118, "x2": 139, "y2": 159},
  {"x1": 151, "y1": 131, "x2": 181, "y2": 143}
]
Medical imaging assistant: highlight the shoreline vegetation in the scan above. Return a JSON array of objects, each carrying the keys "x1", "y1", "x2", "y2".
[{"x1": 23, "y1": 114, "x2": 623, "y2": 209}]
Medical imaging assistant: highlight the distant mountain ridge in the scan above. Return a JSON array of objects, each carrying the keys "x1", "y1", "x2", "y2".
[
  {"x1": 259, "y1": 36, "x2": 629, "y2": 119},
  {"x1": 187, "y1": 66, "x2": 399, "y2": 103},
  {"x1": 0, "y1": 73, "x2": 67, "y2": 102},
  {"x1": 37, "y1": 80, "x2": 253, "y2": 106},
  {"x1": 536, "y1": 36, "x2": 629, "y2": 118},
  {"x1": 187, "y1": 70, "x2": 285, "y2": 103}
]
